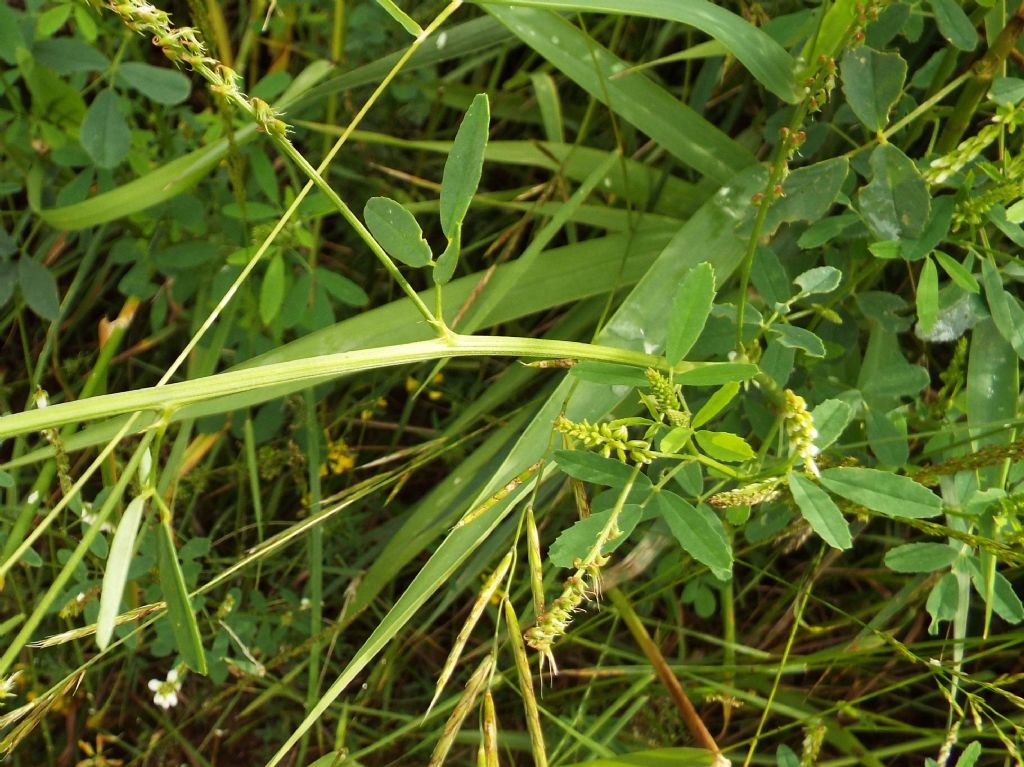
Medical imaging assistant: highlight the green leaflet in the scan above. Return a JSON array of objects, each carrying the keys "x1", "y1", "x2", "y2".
[
  {"x1": 439, "y1": 93, "x2": 489, "y2": 238},
  {"x1": 484, "y1": 5, "x2": 755, "y2": 183},
  {"x1": 818, "y1": 467, "x2": 942, "y2": 519},
  {"x1": 884, "y1": 542, "x2": 958, "y2": 573},
  {"x1": 666, "y1": 262, "x2": 715, "y2": 365},
  {"x1": 363, "y1": 197, "x2": 433, "y2": 268},
  {"x1": 840, "y1": 47, "x2": 907, "y2": 131},
  {"x1": 788, "y1": 472, "x2": 852, "y2": 550},
  {"x1": 655, "y1": 491, "x2": 732, "y2": 580}
]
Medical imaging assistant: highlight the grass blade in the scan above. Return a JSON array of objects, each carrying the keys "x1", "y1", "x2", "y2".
[{"x1": 474, "y1": 0, "x2": 798, "y2": 103}]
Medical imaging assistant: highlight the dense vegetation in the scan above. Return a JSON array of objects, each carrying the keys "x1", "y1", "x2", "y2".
[{"x1": 2, "y1": 0, "x2": 1024, "y2": 764}]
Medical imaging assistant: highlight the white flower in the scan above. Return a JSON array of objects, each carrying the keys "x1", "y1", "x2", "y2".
[
  {"x1": 148, "y1": 668, "x2": 182, "y2": 709},
  {"x1": 80, "y1": 502, "x2": 114, "y2": 534}
]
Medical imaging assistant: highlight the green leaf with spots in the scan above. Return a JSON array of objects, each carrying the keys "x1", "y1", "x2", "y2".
[{"x1": 840, "y1": 47, "x2": 907, "y2": 130}]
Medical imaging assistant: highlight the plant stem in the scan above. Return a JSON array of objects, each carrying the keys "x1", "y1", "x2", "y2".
[{"x1": 0, "y1": 334, "x2": 748, "y2": 438}]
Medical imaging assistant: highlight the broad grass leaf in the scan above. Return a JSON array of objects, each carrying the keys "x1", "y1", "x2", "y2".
[
  {"x1": 117, "y1": 62, "x2": 191, "y2": 105},
  {"x1": 819, "y1": 467, "x2": 941, "y2": 518},
  {"x1": 884, "y1": 543, "x2": 957, "y2": 573},
  {"x1": 694, "y1": 430, "x2": 755, "y2": 462},
  {"x1": 916, "y1": 257, "x2": 938, "y2": 334},
  {"x1": 474, "y1": 0, "x2": 798, "y2": 103},
  {"x1": 858, "y1": 144, "x2": 930, "y2": 241},
  {"x1": 157, "y1": 521, "x2": 207, "y2": 674},
  {"x1": 97, "y1": 495, "x2": 146, "y2": 649},
  {"x1": 787, "y1": 472, "x2": 852, "y2": 550},
  {"x1": 931, "y1": 0, "x2": 977, "y2": 50},
  {"x1": 259, "y1": 253, "x2": 285, "y2": 326},
  {"x1": 771, "y1": 324, "x2": 825, "y2": 358},
  {"x1": 839, "y1": 47, "x2": 907, "y2": 130},
  {"x1": 80, "y1": 90, "x2": 131, "y2": 169},
  {"x1": 655, "y1": 492, "x2": 731, "y2": 579},
  {"x1": 440, "y1": 93, "x2": 489, "y2": 238},
  {"x1": 363, "y1": 196, "x2": 432, "y2": 268},
  {"x1": 18, "y1": 257, "x2": 60, "y2": 321},
  {"x1": 317, "y1": 268, "x2": 369, "y2": 307},
  {"x1": 548, "y1": 505, "x2": 643, "y2": 568},
  {"x1": 554, "y1": 450, "x2": 651, "y2": 490},
  {"x1": 691, "y1": 382, "x2": 740, "y2": 428},
  {"x1": 666, "y1": 262, "x2": 715, "y2": 365},
  {"x1": 485, "y1": 5, "x2": 754, "y2": 183}
]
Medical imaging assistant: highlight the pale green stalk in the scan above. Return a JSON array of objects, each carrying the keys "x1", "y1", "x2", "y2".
[{"x1": 0, "y1": 334, "x2": 741, "y2": 438}]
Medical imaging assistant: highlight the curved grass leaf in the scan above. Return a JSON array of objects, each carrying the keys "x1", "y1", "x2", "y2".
[
  {"x1": 484, "y1": 5, "x2": 754, "y2": 183},
  {"x1": 157, "y1": 520, "x2": 207, "y2": 675},
  {"x1": 97, "y1": 495, "x2": 147, "y2": 649},
  {"x1": 787, "y1": 472, "x2": 852, "y2": 550},
  {"x1": 473, "y1": 0, "x2": 798, "y2": 103}
]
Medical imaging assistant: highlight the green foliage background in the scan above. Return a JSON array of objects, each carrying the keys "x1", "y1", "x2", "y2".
[{"x1": 1, "y1": 0, "x2": 1023, "y2": 765}]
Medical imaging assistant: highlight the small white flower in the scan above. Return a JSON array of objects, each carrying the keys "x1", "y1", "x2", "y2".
[
  {"x1": 299, "y1": 597, "x2": 311, "y2": 611},
  {"x1": 80, "y1": 503, "x2": 114, "y2": 534},
  {"x1": 148, "y1": 668, "x2": 182, "y2": 709}
]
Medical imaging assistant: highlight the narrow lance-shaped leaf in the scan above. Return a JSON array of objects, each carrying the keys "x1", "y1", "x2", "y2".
[
  {"x1": 787, "y1": 472, "x2": 852, "y2": 550},
  {"x1": 433, "y1": 222, "x2": 461, "y2": 285},
  {"x1": 666, "y1": 261, "x2": 715, "y2": 365},
  {"x1": 884, "y1": 543, "x2": 957, "y2": 573},
  {"x1": 916, "y1": 256, "x2": 938, "y2": 334},
  {"x1": 157, "y1": 517, "x2": 208, "y2": 674},
  {"x1": 440, "y1": 93, "x2": 490, "y2": 238},
  {"x1": 97, "y1": 495, "x2": 147, "y2": 649}
]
